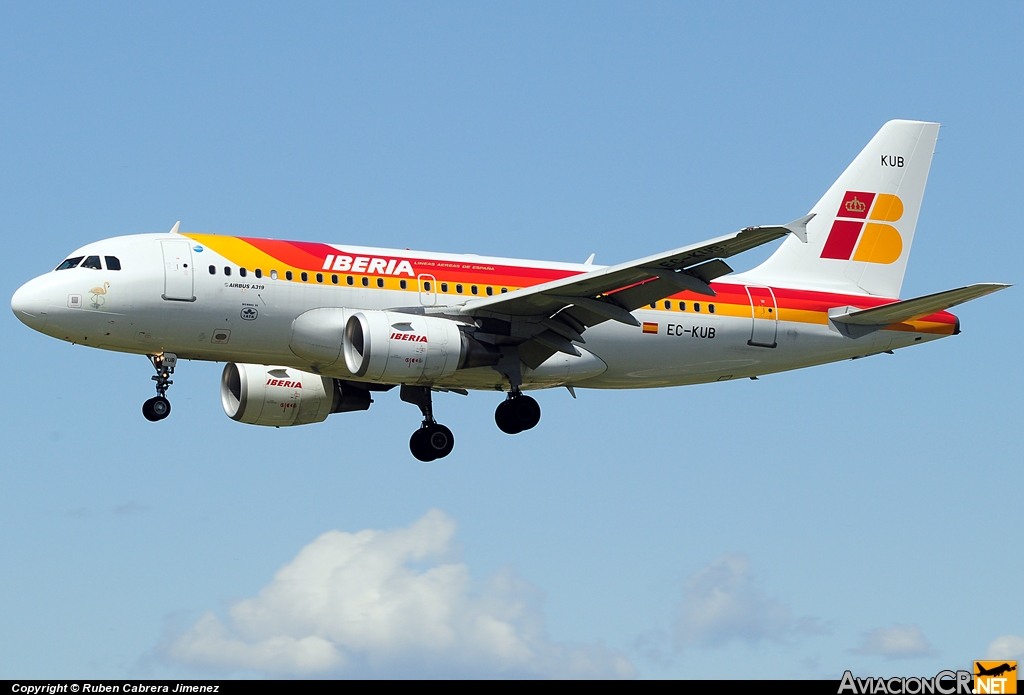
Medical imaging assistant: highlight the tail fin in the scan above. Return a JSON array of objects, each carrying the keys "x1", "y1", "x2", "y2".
[{"x1": 747, "y1": 120, "x2": 940, "y2": 297}]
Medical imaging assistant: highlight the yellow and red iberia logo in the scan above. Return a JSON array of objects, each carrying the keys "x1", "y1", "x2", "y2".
[
  {"x1": 820, "y1": 190, "x2": 904, "y2": 264},
  {"x1": 974, "y1": 661, "x2": 1017, "y2": 694}
]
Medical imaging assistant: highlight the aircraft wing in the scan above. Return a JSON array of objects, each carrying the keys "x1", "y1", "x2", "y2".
[
  {"x1": 459, "y1": 216, "x2": 812, "y2": 326},
  {"x1": 454, "y1": 216, "x2": 812, "y2": 367},
  {"x1": 829, "y1": 283, "x2": 1010, "y2": 327}
]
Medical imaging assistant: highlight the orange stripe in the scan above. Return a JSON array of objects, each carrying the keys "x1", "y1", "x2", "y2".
[{"x1": 184, "y1": 233, "x2": 958, "y2": 332}]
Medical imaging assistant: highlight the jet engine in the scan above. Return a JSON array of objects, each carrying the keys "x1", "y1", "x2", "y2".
[
  {"x1": 343, "y1": 311, "x2": 498, "y2": 383},
  {"x1": 221, "y1": 363, "x2": 371, "y2": 427}
]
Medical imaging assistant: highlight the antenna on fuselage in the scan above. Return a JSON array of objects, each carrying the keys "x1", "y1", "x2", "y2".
[{"x1": 169, "y1": 221, "x2": 181, "y2": 234}]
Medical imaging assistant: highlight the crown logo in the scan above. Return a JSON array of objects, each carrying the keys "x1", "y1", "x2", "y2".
[{"x1": 845, "y1": 196, "x2": 867, "y2": 213}]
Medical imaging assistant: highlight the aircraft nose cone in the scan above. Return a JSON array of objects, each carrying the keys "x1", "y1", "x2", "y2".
[{"x1": 11, "y1": 278, "x2": 49, "y2": 330}]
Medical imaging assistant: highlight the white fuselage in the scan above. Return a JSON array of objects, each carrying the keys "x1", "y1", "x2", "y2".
[{"x1": 12, "y1": 233, "x2": 949, "y2": 392}]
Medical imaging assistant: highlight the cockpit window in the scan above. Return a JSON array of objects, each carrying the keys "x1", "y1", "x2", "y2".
[
  {"x1": 81, "y1": 255, "x2": 102, "y2": 269},
  {"x1": 56, "y1": 256, "x2": 84, "y2": 271},
  {"x1": 104, "y1": 256, "x2": 121, "y2": 270}
]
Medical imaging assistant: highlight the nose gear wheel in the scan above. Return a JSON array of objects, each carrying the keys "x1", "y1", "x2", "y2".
[{"x1": 143, "y1": 353, "x2": 176, "y2": 422}]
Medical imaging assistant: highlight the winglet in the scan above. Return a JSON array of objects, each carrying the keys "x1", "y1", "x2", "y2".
[
  {"x1": 783, "y1": 213, "x2": 814, "y2": 243},
  {"x1": 169, "y1": 221, "x2": 181, "y2": 234},
  {"x1": 584, "y1": 253, "x2": 596, "y2": 266}
]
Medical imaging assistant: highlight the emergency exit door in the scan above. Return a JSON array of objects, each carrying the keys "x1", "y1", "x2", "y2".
[
  {"x1": 161, "y1": 240, "x2": 195, "y2": 302},
  {"x1": 745, "y1": 285, "x2": 778, "y2": 348},
  {"x1": 418, "y1": 274, "x2": 437, "y2": 305}
]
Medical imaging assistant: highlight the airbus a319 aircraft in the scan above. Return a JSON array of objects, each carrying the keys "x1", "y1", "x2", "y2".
[{"x1": 11, "y1": 120, "x2": 1008, "y2": 460}]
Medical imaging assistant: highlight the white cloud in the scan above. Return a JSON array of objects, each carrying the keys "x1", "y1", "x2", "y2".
[
  {"x1": 987, "y1": 635, "x2": 1024, "y2": 660},
  {"x1": 674, "y1": 554, "x2": 813, "y2": 649},
  {"x1": 165, "y1": 509, "x2": 634, "y2": 678},
  {"x1": 850, "y1": 625, "x2": 935, "y2": 659}
]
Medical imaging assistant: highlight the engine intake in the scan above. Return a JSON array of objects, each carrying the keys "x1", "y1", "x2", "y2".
[{"x1": 221, "y1": 363, "x2": 371, "y2": 427}]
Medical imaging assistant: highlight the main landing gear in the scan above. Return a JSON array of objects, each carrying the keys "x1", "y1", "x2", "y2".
[
  {"x1": 142, "y1": 353, "x2": 176, "y2": 422},
  {"x1": 401, "y1": 385, "x2": 455, "y2": 462},
  {"x1": 494, "y1": 389, "x2": 541, "y2": 434}
]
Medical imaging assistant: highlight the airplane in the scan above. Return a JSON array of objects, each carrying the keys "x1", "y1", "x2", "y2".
[
  {"x1": 975, "y1": 663, "x2": 1017, "y2": 678},
  {"x1": 10, "y1": 120, "x2": 1009, "y2": 460}
]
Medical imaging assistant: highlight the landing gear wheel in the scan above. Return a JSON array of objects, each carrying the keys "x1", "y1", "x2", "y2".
[
  {"x1": 495, "y1": 395, "x2": 541, "y2": 434},
  {"x1": 143, "y1": 353, "x2": 177, "y2": 422},
  {"x1": 142, "y1": 396, "x2": 171, "y2": 422},
  {"x1": 426, "y1": 424, "x2": 455, "y2": 459},
  {"x1": 410, "y1": 424, "x2": 455, "y2": 461},
  {"x1": 410, "y1": 427, "x2": 435, "y2": 462},
  {"x1": 401, "y1": 385, "x2": 456, "y2": 461}
]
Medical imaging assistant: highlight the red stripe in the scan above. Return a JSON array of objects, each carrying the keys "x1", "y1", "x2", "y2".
[{"x1": 223, "y1": 236, "x2": 957, "y2": 326}]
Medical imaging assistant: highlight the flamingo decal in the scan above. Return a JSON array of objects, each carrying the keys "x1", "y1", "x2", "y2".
[{"x1": 89, "y1": 282, "x2": 110, "y2": 309}]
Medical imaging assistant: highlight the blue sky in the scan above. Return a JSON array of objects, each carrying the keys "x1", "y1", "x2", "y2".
[{"x1": 1, "y1": 1, "x2": 1021, "y2": 679}]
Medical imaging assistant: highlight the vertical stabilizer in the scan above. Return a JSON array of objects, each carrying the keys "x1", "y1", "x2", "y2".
[{"x1": 744, "y1": 120, "x2": 939, "y2": 298}]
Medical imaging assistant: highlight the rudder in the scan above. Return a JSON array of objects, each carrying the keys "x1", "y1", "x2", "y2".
[{"x1": 746, "y1": 120, "x2": 940, "y2": 298}]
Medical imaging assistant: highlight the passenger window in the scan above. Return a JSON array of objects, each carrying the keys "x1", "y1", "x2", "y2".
[
  {"x1": 709, "y1": 304, "x2": 715, "y2": 314},
  {"x1": 377, "y1": 277, "x2": 384, "y2": 288},
  {"x1": 679, "y1": 301, "x2": 686, "y2": 311},
  {"x1": 224, "y1": 266, "x2": 232, "y2": 276},
  {"x1": 664, "y1": 300, "x2": 671, "y2": 309},
  {"x1": 471, "y1": 285, "x2": 478, "y2": 295},
  {"x1": 255, "y1": 269, "x2": 262, "y2": 278},
  {"x1": 361, "y1": 276, "x2": 369, "y2": 287},
  {"x1": 208, "y1": 265, "x2": 216, "y2": 275},
  {"x1": 694, "y1": 303, "x2": 701, "y2": 312},
  {"x1": 283, "y1": 270, "x2": 291, "y2": 281},
  {"x1": 456, "y1": 284, "x2": 463, "y2": 294},
  {"x1": 440, "y1": 283, "x2": 448, "y2": 292},
  {"x1": 316, "y1": 273, "x2": 323, "y2": 283},
  {"x1": 332, "y1": 274, "x2": 338, "y2": 284},
  {"x1": 486, "y1": 286, "x2": 493, "y2": 296},
  {"x1": 423, "y1": 281, "x2": 431, "y2": 291},
  {"x1": 301, "y1": 272, "x2": 308, "y2": 282},
  {"x1": 400, "y1": 279, "x2": 408, "y2": 290},
  {"x1": 104, "y1": 256, "x2": 121, "y2": 271},
  {"x1": 649, "y1": 302, "x2": 656, "y2": 309},
  {"x1": 501, "y1": 287, "x2": 508, "y2": 293},
  {"x1": 82, "y1": 256, "x2": 102, "y2": 270},
  {"x1": 56, "y1": 256, "x2": 84, "y2": 270},
  {"x1": 347, "y1": 276, "x2": 354, "y2": 286}
]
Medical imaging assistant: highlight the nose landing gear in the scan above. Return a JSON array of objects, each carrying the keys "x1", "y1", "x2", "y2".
[
  {"x1": 494, "y1": 389, "x2": 541, "y2": 434},
  {"x1": 401, "y1": 385, "x2": 455, "y2": 461},
  {"x1": 143, "y1": 353, "x2": 176, "y2": 422}
]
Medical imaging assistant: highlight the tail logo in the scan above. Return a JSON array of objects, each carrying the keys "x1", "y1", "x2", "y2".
[
  {"x1": 820, "y1": 191, "x2": 904, "y2": 264},
  {"x1": 845, "y1": 196, "x2": 868, "y2": 214}
]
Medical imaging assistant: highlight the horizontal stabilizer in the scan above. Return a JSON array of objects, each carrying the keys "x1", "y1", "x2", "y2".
[{"x1": 830, "y1": 283, "x2": 1010, "y2": 326}]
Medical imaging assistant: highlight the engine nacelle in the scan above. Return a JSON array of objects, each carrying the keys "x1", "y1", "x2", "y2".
[
  {"x1": 221, "y1": 363, "x2": 371, "y2": 427},
  {"x1": 343, "y1": 311, "x2": 496, "y2": 383}
]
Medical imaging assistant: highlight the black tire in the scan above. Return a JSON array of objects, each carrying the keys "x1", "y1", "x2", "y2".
[
  {"x1": 410, "y1": 427, "x2": 436, "y2": 462},
  {"x1": 425, "y1": 424, "x2": 455, "y2": 459},
  {"x1": 495, "y1": 399, "x2": 523, "y2": 434},
  {"x1": 496, "y1": 396, "x2": 541, "y2": 434},
  {"x1": 151, "y1": 396, "x2": 171, "y2": 420},
  {"x1": 143, "y1": 397, "x2": 171, "y2": 423},
  {"x1": 514, "y1": 395, "x2": 541, "y2": 431}
]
